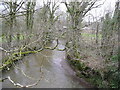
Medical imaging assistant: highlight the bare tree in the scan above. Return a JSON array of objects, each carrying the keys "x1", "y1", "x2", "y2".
[
  {"x1": 26, "y1": 0, "x2": 36, "y2": 32},
  {"x1": 64, "y1": 0, "x2": 100, "y2": 58}
]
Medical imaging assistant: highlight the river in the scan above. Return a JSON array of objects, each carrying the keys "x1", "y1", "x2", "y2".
[{"x1": 2, "y1": 39, "x2": 89, "y2": 88}]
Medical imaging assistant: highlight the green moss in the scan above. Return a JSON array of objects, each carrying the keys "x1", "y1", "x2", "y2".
[
  {"x1": 81, "y1": 33, "x2": 102, "y2": 38},
  {"x1": 0, "y1": 49, "x2": 40, "y2": 71}
]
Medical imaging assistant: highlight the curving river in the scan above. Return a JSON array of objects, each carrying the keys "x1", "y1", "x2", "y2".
[{"x1": 2, "y1": 39, "x2": 90, "y2": 88}]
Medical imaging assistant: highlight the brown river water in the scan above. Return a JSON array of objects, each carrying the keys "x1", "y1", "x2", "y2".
[{"x1": 2, "y1": 39, "x2": 90, "y2": 88}]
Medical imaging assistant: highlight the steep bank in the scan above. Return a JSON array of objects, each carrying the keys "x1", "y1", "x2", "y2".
[{"x1": 66, "y1": 54, "x2": 119, "y2": 88}]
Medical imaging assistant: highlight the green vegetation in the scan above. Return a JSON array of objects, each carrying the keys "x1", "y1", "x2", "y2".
[
  {"x1": 67, "y1": 56, "x2": 119, "y2": 88},
  {"x1": 0, "y1": 34, "x2": 32, "y2": 43},
  {"x1": 81, "y1": 33, "x2": 102, "y2": 38}
]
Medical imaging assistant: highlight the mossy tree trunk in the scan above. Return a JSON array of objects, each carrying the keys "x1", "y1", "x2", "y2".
[{"x1": 64, "y1": 0, "x2": 97, "y2": 58}]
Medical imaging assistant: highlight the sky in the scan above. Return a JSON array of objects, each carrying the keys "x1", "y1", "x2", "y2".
[
  {"x1": 35, "y1": 0, "x2": 117, "y2": 21},
  {"x1": 0, "y1": 0, "x2": 117, "y2": 21},
  {"x1": 83, "y1": 0, "x2": 117, "y2": 22},
  {"x1": 35, "y1": 0, "x2": 116, "y2": 11}
]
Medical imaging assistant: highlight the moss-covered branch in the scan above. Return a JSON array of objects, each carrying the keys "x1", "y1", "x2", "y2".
[{"x1": 0, "y1": 39, "x2": 59, "y2": 71}]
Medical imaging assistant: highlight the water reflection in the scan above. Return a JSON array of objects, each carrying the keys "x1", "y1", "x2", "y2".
[{"x1": 2, "y1": 40, "x2": 84, "y2": 88}]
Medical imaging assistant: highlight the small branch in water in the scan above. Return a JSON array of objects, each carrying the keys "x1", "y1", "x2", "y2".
[
  {"x1": 0, "y1": 77, "x2": 8, "y2": 82},
  {"x1": 12, "y1": 63, "x2": 37, "y2": 80},
  {"x1": 7, "y1": 72, "x2": 43, "y2": 88},
  {"x1": 57, "y1": 47, "x2": 66, "y2": 51},
  {"x1": 6, "y1": 59, "x2": 44, "y2": 88},
  {"x1": 44, "y1": 39, "x2": 59, "y2": 50},
  {"x1": 8, "y1": 76, "x2": 23, "y2": 88},
  {"x1": 0, "y1": 47, "x2": 9, "y2": 53}
]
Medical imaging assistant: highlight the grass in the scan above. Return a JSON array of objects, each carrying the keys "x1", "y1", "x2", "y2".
[
  {"x1": 81, "y1": 33, "x2": 102, "y2": 39},
  {"x1": 0, "y1": 34, "x2": 25, "y2": 43},
  {"x1": 0, "y1": 32, "x2": 101, "y2": 43}
]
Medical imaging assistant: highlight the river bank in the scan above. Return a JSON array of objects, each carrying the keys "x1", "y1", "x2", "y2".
[{"x1": 66, "y1": 54, "x2": 119, "y2": 88}]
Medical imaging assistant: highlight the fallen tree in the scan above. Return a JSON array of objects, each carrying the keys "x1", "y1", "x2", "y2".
[{"x1": 0, "y1": 39, "x2": 59, "y2": 71}]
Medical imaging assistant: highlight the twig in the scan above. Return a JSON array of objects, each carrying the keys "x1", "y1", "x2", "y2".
[
  {"x1": 8, "y1": 76, "x2": 23, "y2": 88},
  {"x1": 12, "y1": 63, "x2": 37, "y2": 80},
  {"x1": 44, "y1": 39, "x2": 59, "y2": 50},
  {"x1": 0, "y1": 77, "x2": 8, "y2": 82},
  {"x1": 0, "y1": 47, "x2": 8, "y2": 52},
  {"x1": 7, "y1": 71, "x2": 43, "y2": 88},
  {"x1": 57, "y1": 47, "x2": 66, "y2": 51}
]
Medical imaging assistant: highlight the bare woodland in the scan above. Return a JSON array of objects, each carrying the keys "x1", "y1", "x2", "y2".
[{"x1": 0, "y1": 0, "x2": 119, "y2": 88}]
